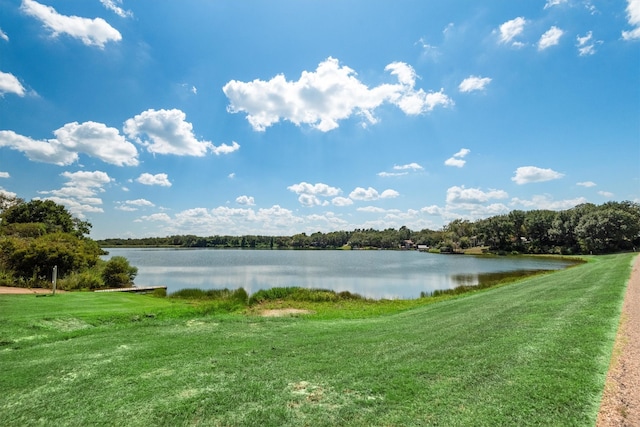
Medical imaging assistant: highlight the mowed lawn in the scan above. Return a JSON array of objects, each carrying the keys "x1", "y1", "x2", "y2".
[{"x1": 0, "y1": 254, "x2": 635, "y2": 426}]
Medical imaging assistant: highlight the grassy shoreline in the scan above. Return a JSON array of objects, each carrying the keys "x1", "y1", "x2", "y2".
[{"x1": 0, "y1": 253, "x2": 635, "y2": 426}]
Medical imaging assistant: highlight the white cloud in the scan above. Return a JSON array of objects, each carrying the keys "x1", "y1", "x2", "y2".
[
  {"x1": 126, "y1": 199, "x2": 154, "y2": 207},
  {"x1": 38, "y1": 170, "x2": 112, "y2": 218},
  {"x1": 538, "y1": 26, "x2": 564, "y2": 51},
  {"x1": 421, "y1": 205, "x2": 443, "y2": 215},
  {"x1": 511, "y1": 195, "x2": 588, "y2": 210},
  {"x1": 394, "y1": 162, "x2": 423, "y2": 171},
  {"x1": 378, "y1": 171, "x2": 408, "y2": 178},
  {"x1": 0, "y1": 28, "x2": 8, "y2": 42},
  {"x1": 223, "y1": 57, "x2": 452, "y2": 132},
  {"x1": 512, "y1": 166, "x2": 564, "y2": 184},
  {"x1": 577, "y1": 181, "x2": 597, "y2": 187},
  {"x1": 331, "y1": 196, "x2": 353, "y2": 207},
  {"x1": 0, "y1": 121, "x2": 138, "y2": 166},
  {"x1": 136, "y1": 172, "x2": 171, "y2": 187},
  {"x1": 288, "y1": 182, "x2": 341, "y2": 207},
  {"x1": 458, "y1": 76, "x2": 492, "y2": 93},
  {"x1": 139, "y1": 205, "x2": 304, "y2": 236},
  {"x1": 446, "y1": 186, "x2": 508, "y2": 204},
  {"x1": 349, "y1": 187, "x2": 399, "y2": 201},
  {"x1": 0, "y1": 188, "x2": 17, "y2": 199},
  {"x1": 0, "y1": 130, "x2": 75, "y2": 165},
  {"x1": 236, "y1": 195, "x2": 255, "y2": 206},
  {"x1": 124, "y1": 109, "x2": 214, "y2": 156},
  {"x1": 544, "y1": 0, "x2": 568, "y2": 9},
  {"x1": 0, "y1": 172, "x2": 8, "y2": 178},
  {"x1": 99, "y1": 0, "x2": 133, "y2": 18},
  {"x1": 288, "y1": 182, "x2": 341, "y2": 197},
  {"x1": 598, "y1": 191, "x2": 614, "y2": 198},
  {"x1": 357, "y1": 206, "x2": 387, "y2": 213},
  {"x1": 211, "y1": 141, "x2": 240, "y2": 155},
  {"x1": 117, "y1": 198, "x2": 155, "y2": 211},
  {"x1": 138, "y1": 213, "x2": 171, "y2": 223},
  {"x1": 21, "y1": 0, "x2": 122, "y2": 48},
  {"x1": 498, "y1": 17, "x2": 527, "y2": 45},
  {"x1": 444, "y1": 148, "x2": 470, "y2": 168},
  {"x1": 623, "y1": 0, "x2": 640, "y2": 40},
  {"x1": 228, "y1": 172, "x2": 236, "y2": 179},
  {"x1": 379, "y1": 163, "x2": 423, "y2": 177},
  {"x1": 576, "y1": 31, "x2": 600, "y2": 56},
  {"x1": 0, "y1": 71, "x2": 26, "y2": 96},
  {"x1": 53, "y1": 121, "x2": 138, "y2": 166}
]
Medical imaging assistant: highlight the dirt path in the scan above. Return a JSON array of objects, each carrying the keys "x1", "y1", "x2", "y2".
[
  {"x1": 0, "y1": 286, "x2": 64, "y2": 294},
  {"x1": 597, "y1": 254, "x2": 640, "y2": 427}
]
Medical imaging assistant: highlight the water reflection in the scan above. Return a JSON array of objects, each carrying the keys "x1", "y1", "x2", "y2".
[{"x1": 104, "y1": 249, "x2": 575, "y2": 299}]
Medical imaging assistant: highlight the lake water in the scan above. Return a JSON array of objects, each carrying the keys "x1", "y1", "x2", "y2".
[{"x1": 103, "y1": 248, "x2": 576, "y2": 299}]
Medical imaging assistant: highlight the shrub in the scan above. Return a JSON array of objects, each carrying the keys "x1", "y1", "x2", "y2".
[
  {"x1": 59, "y1": 269, "x2": 103, "y2": 290},
  {"x1": 101, "y1": 256, "x2": 138, "y2": 288}
]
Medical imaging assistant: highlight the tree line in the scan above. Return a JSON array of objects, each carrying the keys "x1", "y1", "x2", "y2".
[{"x1": 98, "y1": 201, "x2": 640, "y2": 255}]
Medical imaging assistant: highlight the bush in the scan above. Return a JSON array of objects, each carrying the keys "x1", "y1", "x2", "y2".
[
  {"x1": 59, "y1": 269, "x2": 103, "y2": 290},
  {"x1": 101, "y1": 256, "x2": 138, "y2": 288}
]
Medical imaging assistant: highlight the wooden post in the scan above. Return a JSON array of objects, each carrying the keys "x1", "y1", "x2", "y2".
[{"x1": 52, "y1": 265, "x2": 57, "y2": 296}]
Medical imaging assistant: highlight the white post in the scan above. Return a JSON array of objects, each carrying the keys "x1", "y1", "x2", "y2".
[{"x1": 52, "y1": 265, "x2": 57, "y2": 296}]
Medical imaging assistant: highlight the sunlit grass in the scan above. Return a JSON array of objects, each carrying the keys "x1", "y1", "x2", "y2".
[{"x1": 0, "y1": 254, "x2": 634, "y2": 426}]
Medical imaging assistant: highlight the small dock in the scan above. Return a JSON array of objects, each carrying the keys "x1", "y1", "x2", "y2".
[{"x1": 94, "y1": 286, "x2": 167, "y2": 293}]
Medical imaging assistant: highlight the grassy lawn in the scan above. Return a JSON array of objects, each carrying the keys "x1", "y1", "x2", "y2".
[{"x1": 0, "y1": 254, "x2": 635, "y2": 426}]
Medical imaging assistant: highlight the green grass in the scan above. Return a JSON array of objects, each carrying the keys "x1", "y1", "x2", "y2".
[{"x1": 0, "y1": 254, "x2": 634, "y2": 426}]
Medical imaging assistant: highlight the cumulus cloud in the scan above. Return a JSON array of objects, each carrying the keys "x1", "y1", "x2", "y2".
[
  {"x1": 223, "y1": 57, "x2": 452, "y2": 132},
  {"x1": 38, "y1": 170, "x2": 112, "y2": 217},
  {"x1": 21, "y1": 0, "x2": 122, "y2": 48},
  {"x1": 446, "y1": 186, "x2": 508, "y2": 204},
  {"x1": 100, "y1": 0, "x2": 133, "y2": 18},
  {"x1": 0, "y1": 71, "x2": 26, "y2": 96},
  {"x1": 577, "y1": 181, "x2": 597, "y2": 187},
  {"x1": 0, "y1": 121, "x2": 138, "y2": 166},
  {"x1": 0, "y1": 172, "x2": 9, "y2": 178},
  {"x1": 136, "y1": 173, "x2": 171, "y2": 187},
  {"x1": 236, "y1": 195, "x2": 255, "y2": 206},
  {"x1": 124, "y1": 109, "x2": 213, "y2": 156},
  {"x1": 538, "y1": 26, "x2": 564, "y2": 50},
  {"x1": 288, "y1": 182, "x2": 341, "y2": 207},
  {"x1": 512, "y1": 166, "x2": 564, "y2": 184},
  {"x1": 0, "y1": 28, "x2": 8, "y2": 42},
  {"x1": 598, "y1": 191, "x2": 614, "y2": 198},
  {"x1": 444, "y1": 148, "x2": 470, "y2": 168},
  {"x1": 331, "y1": 196, "x2": 353, "y2": 207},
  {"x1": 211, "y1": 141, "x2": 240, "y2": 155},
  {"x1": 498, "y1": 17, "x2": 527, "y2": 45},
  {"x1": 623, "y1": 0, "x2": 640, "y2": 40},
  {"x1": 458, "y1": 76, "x2": 491, "y2": 93},
  {"x1": 349, "y1": 187, "x2": 399, "y2": 201},
  {"x1": 53, "y1": 121, "x2": 138, "y2": 166}
]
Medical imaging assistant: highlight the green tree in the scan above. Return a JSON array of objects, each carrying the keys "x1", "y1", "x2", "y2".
[
  {"x1": 1, "y1": 199, "x2": 91, "y2": 238},
  {"x1": 102, "y1": 256, "x2": 138, "y2": 288}
]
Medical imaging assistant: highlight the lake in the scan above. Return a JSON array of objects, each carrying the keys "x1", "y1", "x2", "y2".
[{"x1": 102, "y1": 248, "x2": 576, "y2": 299}]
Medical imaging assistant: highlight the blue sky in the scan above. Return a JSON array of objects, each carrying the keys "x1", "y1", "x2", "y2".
[{"x1": 0, "y1": 0, "x2": 638, "y2": 239}]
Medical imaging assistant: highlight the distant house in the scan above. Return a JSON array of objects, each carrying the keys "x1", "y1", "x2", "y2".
[
  {"x1": 417, "y1": 245, "x2": 429, "y2": 251},
  {"x1": 400, "y1": 240, "x2": 415, "y2": 250}
]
